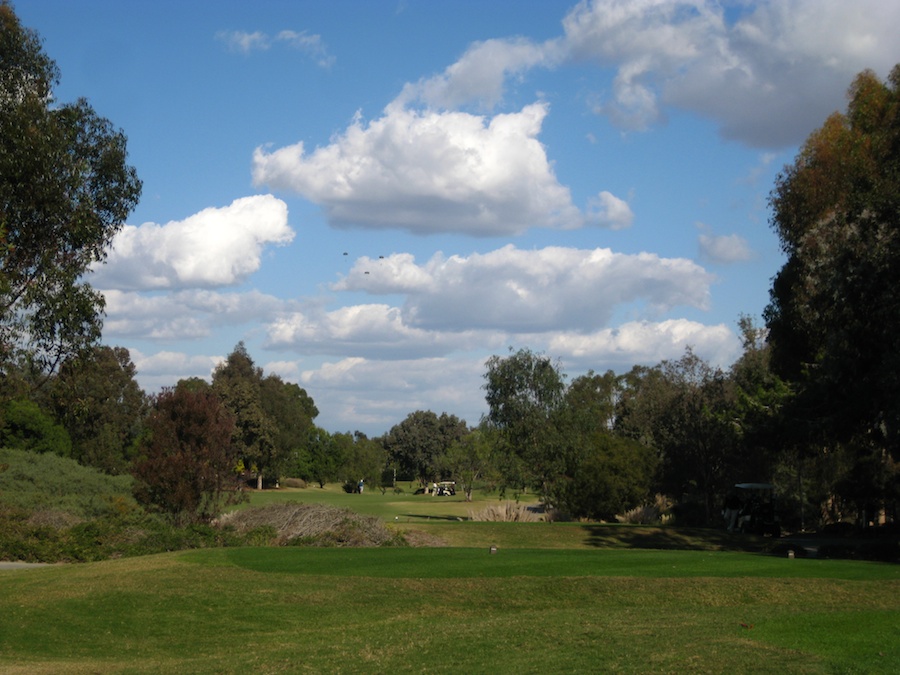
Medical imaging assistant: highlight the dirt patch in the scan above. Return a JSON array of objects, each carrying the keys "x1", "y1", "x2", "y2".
[{"x1": 400, "y1": 528, "x2": 450, "y2": 547}]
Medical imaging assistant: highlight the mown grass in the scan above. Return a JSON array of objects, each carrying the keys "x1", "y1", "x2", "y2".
[
  {"x1": 240, "y1": 482, "x2": 510, "y2": 522},
  {"x1": 243, "y1": 484, "x2": 776, "y2": 553},
  {"x1": 1, "y1": 548, "x2": 897, "y2": 674},
  {"x1": 3, "y1": 479, "x2": 898, "y2": 672}
]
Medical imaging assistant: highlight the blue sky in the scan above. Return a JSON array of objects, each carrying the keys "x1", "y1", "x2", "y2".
[{"x1": 15, "y1": 0, "x2": 900, "y2": 435}]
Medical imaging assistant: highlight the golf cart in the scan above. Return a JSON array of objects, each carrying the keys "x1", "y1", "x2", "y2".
[
  {"x1": 732, "y1": 483, "x2": 781, "y2": 537},
  {"x1": 414, "y1": 481, "x2": 457, "y2": 496},
  {"x1": 433, "y1": 481, "x2": 456, "y2": 496}
]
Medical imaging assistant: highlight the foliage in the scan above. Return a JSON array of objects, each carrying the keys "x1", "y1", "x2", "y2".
[
  {"x1": 0, "y1": 446, "x2": 268, "y2": 563},
  {"x1": 0, "y1": 446, "x2": 134, "y2": 518},
  {"x1": 727, "y1": 316, "x2": 790, "y2": 481},
  {"x1": 442, "y1": 425, "x2": 498, "y2": 501},
  {"x1": 211, "y1": 343, "x2": 276, "y2": 490},
  {"x1": 294, "y1": 425, "x2": 342, "y2": 487},
  {"x1": 211, "y1": 343, "x2": 318, "y2": 489},
  {"x1": 383, "y1": 409, "x2": 468, "y2": 485},
  {"x1": 260, "y1": 374, "x2": 318, "y2": 480},
  {"x1": 332, "y1": 430, "x2": 386, "y2": 488},
  {"x1": 617, "y1": 494, "x2": 673, "y2": 525},
  {"x1": 0, "y1": 505, "x2": 264, "y2": 562},
  {"x1": 545, "y1": 370, "x2": 657, "y2": 520},
  {"x1": 765, "y1": 65, "x2": 900, "y2": 517},
  {"x1": 555, "y1": 432, "x2": 658, "y2": 522},
  {"x1": 483, "y1": 347, "x2": 565, "y2": 492},
  {"x1": 0, "y1": 3, "x2": 141, "y2": 378},
  {"x1": 615, "y1": 349, "x2": 739, "y2": 524},
  {"x1": 131, "y1": 387, "x2": 243, "y2": 525},
  {"x1": 0, "y1": 397, "x2": 71, "y2": 456},
  {"x1": 48, "y1": 345, "x2": 147, "y2": 473}
]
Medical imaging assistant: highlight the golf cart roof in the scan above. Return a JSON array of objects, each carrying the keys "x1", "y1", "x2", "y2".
[{"x1": 735, "y1": 482, "x2": 774, "y2": 490}]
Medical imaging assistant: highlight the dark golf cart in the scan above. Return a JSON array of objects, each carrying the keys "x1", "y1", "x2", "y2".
[{"x1": 733, "y1": 482, "x2": 781, "y2": 537}]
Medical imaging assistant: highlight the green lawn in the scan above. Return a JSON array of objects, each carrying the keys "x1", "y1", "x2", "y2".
[
  {"x1": 240, "y1": 482, "x2": 521, "y2": 522},
  {"x1": 241, "y1": 484, "x2": 777, "y2": 553},
  {"x1": 1, "y1": 547, "x2": 897, "y2": 673},
  {"x1": 1, "y1": 485, "x2": 897, "y2": 673}
]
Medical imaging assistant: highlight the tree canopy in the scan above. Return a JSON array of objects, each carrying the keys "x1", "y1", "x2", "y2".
[
  {"x1": 765, "y1": 66, "x2": 900, "y2": 517},
  {"x1": 383, "y1": 410, "x2": 468, "y2": 486},
  {"x1": 483, "y1": 347, "x2": 565, "y2": 493},
  {"x1": 0, "y1": 2, "x2": 141, "y2": 378},
  {"x1": 766, "y1": 66, "x2": 900, "y2": 450},
  {"x1": 212, "y1": 342, "x2": 318, "y2": 489},
  {"x1": 49, "y1": 345, "x2": 147, "y2": 474},
  {"x1": 131, "y1": 386, "x2": 241, "y2": 525}
]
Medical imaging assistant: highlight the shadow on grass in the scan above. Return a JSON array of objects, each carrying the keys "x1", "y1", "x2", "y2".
[
  {"x1": 400, "y1": 513, "x2": 466, "y2": 521},
  {"x1": 582, "y1": 524, "x2": 769, "y2": 553}
]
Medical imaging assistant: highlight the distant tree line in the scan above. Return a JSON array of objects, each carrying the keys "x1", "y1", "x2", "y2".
[{"x1": 0, "y1": 4, "x2": 896, "y2": 529}]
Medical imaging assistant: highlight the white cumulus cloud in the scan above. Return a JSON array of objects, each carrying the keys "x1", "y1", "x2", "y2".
[
  {"x1": 297, "y1": 356, "x2": 487, "y2": 431},
  {"x1": 586, "y1": 191, "x2": 635, "y2": 229},
  {"x1": 562, "y1": 0, "x2": 900, "y2": 147},
  {"x1": 334, "y1": 245, "x2": 713, "y2": 332},
  {"x1": 102, "y1": 289, "x2": 287, "y2": 341},
  {"x1": 252, "y1": 103, "x2": 585, "y2": 236},
  {"x1": 698, "y1": 232, "x2": 754, "y2": 264},
  {"x1": 93, "y1": 196, "x2": 293, "y2": 290},
  {"x1": 127, "y1": 349, "x2": 225, "y2": 393},
  {"x1": 549, "y1": 318, "x2": 740, "y2": 371},
  {"x1": 394, "y1": 37, "x2": 564, "y2": 110},
  {"x1": 265, "y1": 303, "x2": 499, "y2": 359}
]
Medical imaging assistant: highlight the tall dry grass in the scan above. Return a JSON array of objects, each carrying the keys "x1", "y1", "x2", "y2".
[
  {"x1": 467, "y1": 501, "x2": 544, "y2": 522},
  {"x1": 616, "y1": 494, "x2": 673, "y2": 524},
  {"x1": 218, "y1": 502, "x2": 404, "y2": 546}
]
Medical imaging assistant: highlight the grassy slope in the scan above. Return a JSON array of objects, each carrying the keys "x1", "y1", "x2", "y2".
[
  {"x1": 1, "y1": 482, "x2": 898, "y2": 673},
  {"x1": 1, "y1": 548, "x2": 897, "y2": 674}
]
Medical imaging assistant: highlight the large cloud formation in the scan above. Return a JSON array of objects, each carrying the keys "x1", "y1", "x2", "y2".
[
  {"x1": 265, "y1": 245, "x2": 713, "y2": 356},
  {"x1": 92, "y1": 195, "x2": 293, "y2": 290},
  {"x1": 250, "y1": 0, "x2": 898, "y2": 243},
  {"x1": 252, "y1": 103, "x2": 606, "y2": 236},
  {"x1": 563, "y1": 0, "x2": 900, "y2": 147}
]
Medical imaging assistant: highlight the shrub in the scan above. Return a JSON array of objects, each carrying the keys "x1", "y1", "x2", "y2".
[
  {"x1": 617, "y1": 494, "x2": 673, "y2": 524},
  {"x1": 0, "y1": 447, "x2": 137, "y2": 518},
  {"x1": 467, "y1": 501, "x2": 543, "y2": 522},
  {"x1": 0, "y1": 399, "x2": 72, "y2": 457},
  {"x1": 132, "y1": 387, "x2": 244, "y2": 525},
  {"x1": 281, "y1": 477, "x2": 307, "y2": 489}
]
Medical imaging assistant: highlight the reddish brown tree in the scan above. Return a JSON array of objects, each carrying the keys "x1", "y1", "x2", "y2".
[{"x1": 131, "y1": 386, "x2": 242, "y2": 525}]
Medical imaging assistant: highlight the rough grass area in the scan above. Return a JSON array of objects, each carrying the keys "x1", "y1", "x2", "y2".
[
  {"x1": 467, "y1": 501, "x2": 543, "y2": 521},
  {"x1": 218, "y1": 502, "x2": 406, "y2": 547}
]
